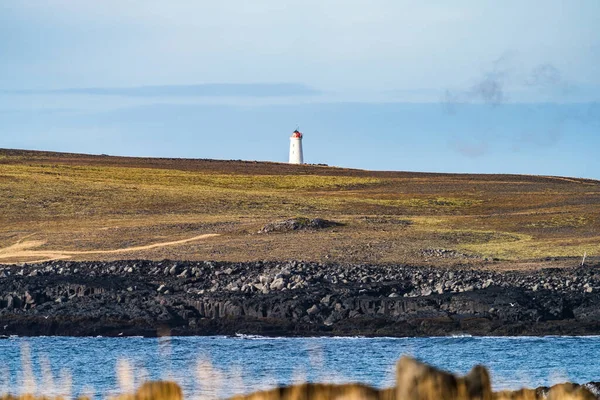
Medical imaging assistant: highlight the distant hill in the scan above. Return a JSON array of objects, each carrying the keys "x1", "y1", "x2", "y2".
[{"x1": 1, "y1": 148, "x2": 598, "y2": 268}]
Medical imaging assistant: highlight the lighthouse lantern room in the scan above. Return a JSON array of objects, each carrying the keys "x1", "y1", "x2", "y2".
[{"x1": 289, "y1": 129, "x2": 304, "y2": 164}]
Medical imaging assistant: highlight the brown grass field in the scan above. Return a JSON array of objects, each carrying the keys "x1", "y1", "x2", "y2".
[{"x1": 0, "y1": 148, "x2": 599, "y2": 269}]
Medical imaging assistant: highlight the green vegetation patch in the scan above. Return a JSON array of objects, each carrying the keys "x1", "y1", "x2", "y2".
[
  {"x1": 357, "y1": 197, "x2": 483, "y2": 208},
  {"x1": 430, "y1": 230, "x2": 523, "y2": 245},
  {"x1": 358, "y1": 216, "x2": 413, "y2": 225},
  {"x1": 0, "y1": 164, "x2": 382, "y2": 191},
  {"x1": 527, "y1": 215, "x2": 588, "y2": 229},
  {"x1": 460, "y1": 235, "x2": 599, "y2": 261}
]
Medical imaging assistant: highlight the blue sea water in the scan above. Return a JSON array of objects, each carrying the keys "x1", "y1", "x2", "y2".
[{"x1": 0, "y1": 335, "x2": 599, "y2": 398}]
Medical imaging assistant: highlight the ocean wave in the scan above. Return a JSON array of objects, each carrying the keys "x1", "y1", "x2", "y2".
[
  {"x1": 234, "y1": 333, "x2": 285, "y2": 340},
  {"x1": 470, "y1": 335, "x2": 600, "y2": 340},
  {"x1": 233, "y1": 334, "x2": 371, "y2": 340}
]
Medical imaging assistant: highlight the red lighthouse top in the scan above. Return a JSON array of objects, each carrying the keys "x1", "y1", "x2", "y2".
[{"x1": 291, "y1": 129, "x2": 303, "y2": 139}]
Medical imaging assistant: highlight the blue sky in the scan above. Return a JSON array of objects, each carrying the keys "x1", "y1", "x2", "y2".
[{"x1": 1, "y1": 1, "x2": 599, "y2": 178}]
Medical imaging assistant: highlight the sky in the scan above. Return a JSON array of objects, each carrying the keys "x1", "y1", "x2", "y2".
[{"x1": 1, "y1": 1, "x2": 599, "y2": 178}]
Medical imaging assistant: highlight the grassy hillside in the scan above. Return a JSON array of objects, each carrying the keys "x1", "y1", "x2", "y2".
[{"x1": 0, "y1": 148, "x2": 599, "y2": 267}]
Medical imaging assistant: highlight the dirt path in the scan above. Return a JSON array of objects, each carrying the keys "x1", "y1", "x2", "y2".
[{"x1": 0, "y1": 233, "x2": 220, "y2": 263}]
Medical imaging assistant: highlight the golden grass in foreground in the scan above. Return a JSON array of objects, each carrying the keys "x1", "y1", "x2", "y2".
[
  {"x1": 1, "y1": 357, "x2": 594, "y2": 400},
  {"x1": 1, "y1": 149, "x2": 599, "y2": 267}
]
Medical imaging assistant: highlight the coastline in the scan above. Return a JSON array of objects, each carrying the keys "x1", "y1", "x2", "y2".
[{"x1": 1, "y1": 260, "x2": 600, "y2": 338}]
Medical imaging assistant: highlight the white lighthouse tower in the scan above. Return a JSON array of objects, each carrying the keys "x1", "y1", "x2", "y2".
[{"x1": 289, "y1": 129, "x2": 304, "y2": 164}]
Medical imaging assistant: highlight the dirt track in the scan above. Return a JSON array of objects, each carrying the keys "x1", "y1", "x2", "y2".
[{"x1": 0, "y1": 233, "x2": 220, "y2": 263}]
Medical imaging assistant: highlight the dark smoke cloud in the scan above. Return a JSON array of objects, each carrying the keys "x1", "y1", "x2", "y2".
[
  {"x1": 443, "y1": 53, "x2": 514, "y2": 110},
  {"x1": 526, "y1": 63, "x2": 562, "y2": 87},
  {"x1": 468, "y1": 74, "x2": 505, "y2": 105},
  {"x1": 443, "y1": 56, "x2": 570, "y2": 110},
  {"x1": 525, "y1": 63, "x2": 575, "y2": 97},
  {"x1": 441, "y1": 89, "x2": 461, "y2": 113},
  {"x1": 442, "y1": 55, "x2": 591, "y2": 158},
  {"x1": 467, "y1": 53, "x2": 514, "y2": 106}
]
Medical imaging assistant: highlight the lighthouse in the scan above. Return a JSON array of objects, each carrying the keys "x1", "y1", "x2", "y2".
[{"x1": 289, "y1": 129, "x2": 304, "y2": 164}]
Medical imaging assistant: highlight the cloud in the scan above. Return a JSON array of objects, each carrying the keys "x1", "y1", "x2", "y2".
[
  {"x1": 468, "y1": 75, "x2": 505, "y2": 105},
  {"x1": 10, "y1": 83, "x2": 320, "y2": 98},
  {"x1": 442, "y1": 55, "x2": 574, "y2": 109},
  {"x1": 467, "y1": 53, "x2": 514, "y2": 105},
  {"x1": 526, "y1": 63, "x2": 562, "y2": 87},
  {"x1": 441, "y1": 89, "x2": 462, "y2": 113},
  {"x1": 443, "y1": 53, "x2": 515, "y2": 109},
  {"x1": 442, "y1": 56, "x2": 588, "y2": 155},
  {"x1": 525, "y1": 63, "x2": 575, "y2": 97}
]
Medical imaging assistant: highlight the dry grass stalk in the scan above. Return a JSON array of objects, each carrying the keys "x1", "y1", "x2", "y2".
[
  {"x1": 1, "y1": 352, "x2": 597, "y2": 400},
  {"x1": 395, "y1": 356, "x2": 492, "y2": 400}
]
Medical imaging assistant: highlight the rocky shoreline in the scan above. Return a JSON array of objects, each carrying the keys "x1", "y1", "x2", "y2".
[{"x1": 1, "y1": 260, "x2": 600, "y2": 337}]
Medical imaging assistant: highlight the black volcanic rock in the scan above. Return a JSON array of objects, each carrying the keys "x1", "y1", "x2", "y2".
[
  {"x1": 258, "y1": 218, "x2": 342, "y2": 234},
  {"x1": 1, "y1": 260, "x2": 600, "y2": 337}
]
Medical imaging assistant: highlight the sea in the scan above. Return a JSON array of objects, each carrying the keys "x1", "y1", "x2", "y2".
[{"x1": 1, "y1": 335, "x2": 599, "y2": 398}]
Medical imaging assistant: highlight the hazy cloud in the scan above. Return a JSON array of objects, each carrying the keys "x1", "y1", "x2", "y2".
[
  {"x1": 443, "y1": 56, "x2": 585, "y2": 156},
  {"x1": 443, "y1": 57, "x2": 574, "y2": 110},
  {"x1": 467, "y1": 53, "x2": 514, "y2": 105},
  {"x1": 526, "y1": 63, "x2": 562, "y2": 87},
  {"x1": 443, "y1": 53, "x2": 514, "y2": 109},
  {"x1": 469, "y1": 75, "x2": 505, "y2": 105},
  {"x1": 441, "y1": 90, "x2": 462, "y2": 113}
]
